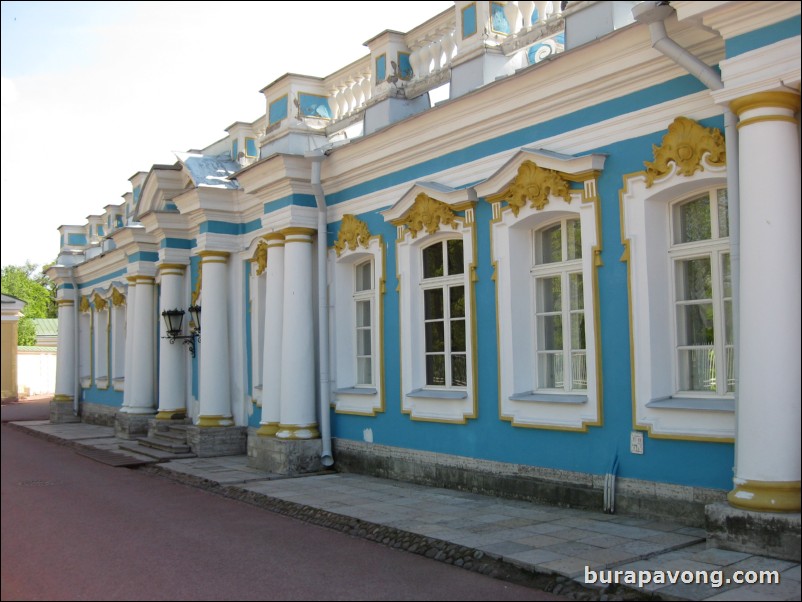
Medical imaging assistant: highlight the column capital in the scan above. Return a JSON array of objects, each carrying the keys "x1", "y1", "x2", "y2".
[
  {"x1": 127, "y1": 274, "x2": 155, "y2": 285},
  {"x1": 198, "y1": 250, "x2": 230, "y2": 263},
  {"x1": 263, "y1": 232, "x2": 286, "y2": 246},
  {"x1": 157, "y1": 262, "x2": 188, "y2": 272}
]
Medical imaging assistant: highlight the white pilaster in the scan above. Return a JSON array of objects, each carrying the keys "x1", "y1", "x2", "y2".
[
  {"x1": 54, "y1": 296, "x2": 76, "y2": 403},
  {"x1": 258, "y1": 234, "x2": 285, "y2": 436},
  {"x1": 277, "y1": 228, "x2": 319, "y2": 439},
  {"x1": 157, "y1": 264, "x2": 188, "y2": 419},
  {"x1": 198, "y1": 251, "x2": 233, "y2": 427},
  {"x1": 122, "y1": 279, "x2": 137, "y2": 408},
  {"x1": 125, "y1": 275, "x2": 157, "y2": 414},
  {"x1": 729, "y1": 91, "x2": 801, "y2": 512}
]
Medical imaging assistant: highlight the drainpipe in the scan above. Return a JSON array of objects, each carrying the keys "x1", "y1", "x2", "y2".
[
  {"x1": 308, "y1": 152, "x2": 334, "y2": 468},
  {"x1": 69, "y1": 267, "x2": 81, "y2": 417},
  {"x1": 632, "y1": 0, "x2": 741, "y2": 410}
]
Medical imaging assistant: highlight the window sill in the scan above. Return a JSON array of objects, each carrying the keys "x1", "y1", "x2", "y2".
[
  {"x1": 335, "y1": 387, "x2": 378, "y2": 396},
  {"x1": 646, "y1": 396, "x2": 734, "y2": 412},
  {"x1": 510, "y1": 391, "x2": 588, "y2": 404},
  {"x1": 407, "y1": 388, "x2": 468, "y2": 400}
]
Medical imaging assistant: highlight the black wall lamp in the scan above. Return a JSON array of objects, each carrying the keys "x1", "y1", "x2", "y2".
[{"x1": 162, "y1": 305, "x2": 201, "y2": 357}]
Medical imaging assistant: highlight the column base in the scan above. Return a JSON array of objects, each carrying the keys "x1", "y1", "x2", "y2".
[
  {"x1": 115, "y1": 410, "x2": 155, "y2": 440},
  {"x1": 197, "y1": 414, "x2": 234, "y2": 428},
  {"x1": 50, "y1": 398, "x2": 80, "y2": 424},
  {"x1": 120, "y1": 406, "x2": 158, "y2": 415},
  {"x1": 256, "y1": 422, "x2": 280, "y2": 437},
  {"x1": 186, "y1": 425, "x2": 246, "y2": 458},
  {"x1": 706, "y1": 501, "x2": 801, "y2": 562},
  {"x1": 155, "y1": 408, "x2": 187, "y2": 420},
  {"x1": 247, "y1": 430, "x2": 324, "y2": 475},
  {"x1": 727, "y1": 479, "x2": 801, "y2": 513},
  {"x1": 275, "y1": 422, "x2": 320, "y2": 440}
]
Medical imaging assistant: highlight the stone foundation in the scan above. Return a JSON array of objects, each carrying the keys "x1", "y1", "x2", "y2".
[
  {"x1": 81, "y1": 401, "x2": 117, "y2": 427},
  {"x1": 49, "y1": 399, "x2": 81, "y2": 423},
  {"x1": 333, "y1": 438, "x2": 726, "y2": 527},
  {"x1": 148, "y1": 417, "x2": 192, "y2": 437},
  {"x1": 706, "y1": 502, "x2": 801, "y2": 562},
  {"x1": 115, "y1": 411, "x2": 155, "y2": 439},
  {"x1": 247, "y1": 431, "x2": 324, "y2": 475},
  {"x1": 187, "y1": 425, "x2": 247, "y2": 457}
]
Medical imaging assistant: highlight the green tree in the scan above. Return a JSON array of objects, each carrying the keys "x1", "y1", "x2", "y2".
[{"x1": 1, "y1": 261, "x2": 57, "y2": 345}]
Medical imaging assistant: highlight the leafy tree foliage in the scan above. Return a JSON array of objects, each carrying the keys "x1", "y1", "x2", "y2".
[{"x1": 1, "y1": 261, "x2": 57, "y2": 345}]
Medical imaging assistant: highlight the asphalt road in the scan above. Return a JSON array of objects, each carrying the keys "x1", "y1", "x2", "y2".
[{"x1": 1, "y1": 423, "x2": 564, "y2": 601}]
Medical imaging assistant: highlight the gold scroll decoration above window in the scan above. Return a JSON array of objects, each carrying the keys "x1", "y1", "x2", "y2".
[
  {"x1": 334, "y1": 214, "x2": 372, "y2": 256},
  {"x1": 80, "y1": 296, "x2": 91, "y2": 313},
  {"x1": 398, "y1": 193, "x2": 458, "y2": 238},
  {"x1": 488, "y1": 160, "x2": 572, "y2": 216},
  {"x1": 252, "y1": 240, "x2": 267, "y2": 276},
  {"x1": 644, "y1": 117, "x2": 726, "y2": 188},
  {"x1": 93, "y1": 293, "x2": 108, "y2": 312},
  {"x1": 111, "y1": 288, "x2": 126, "y2": 307}
]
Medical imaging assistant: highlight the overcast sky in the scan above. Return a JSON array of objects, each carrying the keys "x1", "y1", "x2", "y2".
[{"x1": 0, "y1": 0, "x2": 453, "y2": 269}]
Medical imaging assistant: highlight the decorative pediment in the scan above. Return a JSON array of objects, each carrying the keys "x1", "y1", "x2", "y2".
[
  {"x1": 487, "y1": 160, "x2": 572, "y2": 216},
  {"x1": 334, "y1": 215, "x2": 372, "y2": 256},
  {"x1": 252, "y1": 241, "x2": 267, "y2": 276},
  {"x1": 396, "y1": 193, "x2": 459, "y2": 239},
  {"x1": 111, "y1": 288, "x2": 126, "y2": 306},
  {"x1": 644, "y1": 117, "x2": 726, "y2": 188},
  {"x1": 93, "y1": 293, "x2": 108, "y2": 312}
]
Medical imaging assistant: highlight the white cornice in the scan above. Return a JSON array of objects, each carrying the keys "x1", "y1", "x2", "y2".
[
  {"x1": 674, "y1": 1, "x2": 800, "y2": 40},
  {"x1": 234, "y1": 154, "x2": 313, "y2": 199}
]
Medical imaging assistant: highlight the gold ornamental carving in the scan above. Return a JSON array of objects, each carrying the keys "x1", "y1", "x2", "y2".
[
  {"x1": 93, "y1": 293, "x2": 108, "y2": 312},
  {"x1": 253, "y1": 241, "x2": 268, "y2": 276},
  {"x1": 399, "y1": 193, "x2": 458, "y2": 238},
  {"x1": 111, "y1": 288, "x2": 126, "y2": 306},
  {"x1": 334, "y1": 214, "x2": 371, "y2": 256},
  {"x1": 192, "y1": 263, "x2": 202, "y2": 306},
  {"x1": 644, "y1": 117, "x2": 726, "y2": 187},
  {"x1": 80, "y1": 296, "x2": 91, "y2": 313},
  {"x1": 495, "y1": 161, "x2": 572, "y2": 216}
]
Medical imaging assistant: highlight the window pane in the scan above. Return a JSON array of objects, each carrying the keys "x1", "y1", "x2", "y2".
[
  {"x1": 538, "y1": 315, "x2": 563, "y2": 350},
  {"x1": 450, "y1": 286, "x2": 465, "y2": 318},
  {"x1": 425, "y1": 322, "x2": 445, "y2": 352},
  {"x1": 717, "y1": 189, "x2": 729, "y2": 238},
  {"x1": 567, "y1": 219, "x2": 582, "y2": 260},
  {"x1": 356, "y1": 300, "x2": 371, "y2": 327},
  {"x1": 424, "y1": 288, "x2": 444, "y2": 319},
  {"x1": 725, "y1": 346, "x2": 734, "y2": 393},
  {"x1": 570, "y1": 312, "x2": 585, "y2": 350},
  {"x1": 357, "y1": 357, "x2": 372, "y2": 385},
  {"x1": 451, "y1": 319, "x2": 466, "y2": 352},
  {"x1": 538, "y1": 352, "x2": 563, "y2": 388},
  {"x1": 423, "y1": 243, "x2": 444, "y2": 279},
  {"x1": 537, "y1": 223, "x2": 562, "y2": 264},
  {"x1": 721, "y1": 253, "x2": 731, "y2": 298},
  {"x1": 678, "y1": 347, "x2": 716, "y2": 391},
  {"x1": 571, "y1": 352, "x2": 587, "y2": 390},
  {"x1": 537, "y1": 276, "x2": 561, "y2": 312},
  {"x1": 426, "y1": 354, "x2": 446, "y2": 386},
  {"x1": 452, "y1": 354, "x2": 467, "y2": 387},
  {"x1": 569, "y1": 272, "x2": 583, "y2": 310},
  {"x1": 447, "y1": 239, "x2": 464, "y2": 275},
  {"x1": 676, "y1": 257, "x2": 712, "y2": 301},
  {"x1": 357, "y1": 328, "x2": 372, "y2": 356},
  {"x1": 724, "y1": 300, "x2": 733, "y2": 346},
  {"x1": 676, "y1": 195, "x2": 711, "y2": 243},
  {"x1": 677, "y1": 303, "x2": 714, "y2": 346},
  {"x1": 355, "y1": 261, "x2": 372, "y2": 292}
]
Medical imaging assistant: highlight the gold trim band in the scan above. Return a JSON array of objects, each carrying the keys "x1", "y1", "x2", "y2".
[
  {"x1": 728, "y1": 479, "x2": 801, "y2": 513},
  {"x1": 275, "y1": 423, "x2": 320, "y2": 439},
  {"x1": 280, "y1": 227, "x2": 316, "y2": 237},
  {"x1": 57, "y1": 299, "x2": 75, "y2": 306},
  {"x1": 53, "y1": 394, "x2": 74, "y2": 402},
  {"x1": 197, "y1": 414, "x2": 234, "y2": 427},
  {"x1": 155, "y1": 409, "x2": 187, "y2": 420},
  {"x1": 158, "y1": 263, "x2": 187, "y2": 272},
  {"x1": 730, "y1": 91, "x2": 800, "y2": 116},
  {"x1": 737, "y1": 114, "x2": 798, "y2": 130},
  {"x1": 256, "y1": 422, "x2": 280, "y2": 437}
]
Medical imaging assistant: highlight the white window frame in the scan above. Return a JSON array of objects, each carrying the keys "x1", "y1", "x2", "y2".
[
  {"x1": 330, "y1": 235, "x2": 384, "y2": 415},
  {"x1": 621, "y1": 161, "x2": 734, "y2": 440},
  {"x1": 93, "y1": 297, "x2": 110, "y2": 390},
  {"x1": 491, "y1": 196, "x2": 600, "y2": 430},
  {"x1": 79, "y1": 300, "x2": 92, "y2": 388}
]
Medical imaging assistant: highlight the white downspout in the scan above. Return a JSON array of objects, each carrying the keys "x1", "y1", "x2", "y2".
[
  {"x1": 633, "y1": 0, "x2": 741, "y2": 409},
  {"x1": 69, "y1": 267, "x2": 81, "y2": 417},
  {"x1": 309, "y1": 153, "x2": 334, "y2": 468}
]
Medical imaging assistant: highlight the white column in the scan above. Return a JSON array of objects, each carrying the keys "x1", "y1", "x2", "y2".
[
  {"x1": 729, "y1": 91, "x2": 801, "y2": 512},
  {"x1": 121, "y1": 279, "x2": 137, "y2": 409},
  {"x1": 54, "y1": 297, "x2": 76, "y2": 403},
  {"x1": 156, "y1": 264, "x2": 188, "y2": 420},
  {"x1": 198, "y1": 251, "x2": 233, "y2": 427},
  {"x1": 125, "y1": 275, "x2": 157, "y2": 414},
  {"x1": 277, "y1": 228, "x2": 319, "y2": 439},
  {"x1": 258, "y1": 234, "x2": 285, "y2": 436}
]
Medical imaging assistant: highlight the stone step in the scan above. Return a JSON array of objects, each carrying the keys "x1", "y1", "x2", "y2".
[
  {"x1": 156, "y1": 428, "x2": 189, "y2": 442},
  {"x1": 118, "y1": 441, "x2": 196, "y2": 461},
  {"x1": 139, "y1": 436, "x2": 193, "y2": 454}
]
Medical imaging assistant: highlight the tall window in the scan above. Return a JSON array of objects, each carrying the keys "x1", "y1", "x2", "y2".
[
  {"x1": 532, "y1": 218, "x2": 585, "y2": 391},
  {"x1": 354, "y1": 259, "x2": 374, "y2": 386},
  {"x1": 670, "y1": 187, "x2": 732, "y2": 395},
  {"x1": 421, "y1": 239, "x2": 467, "y2": 388}
]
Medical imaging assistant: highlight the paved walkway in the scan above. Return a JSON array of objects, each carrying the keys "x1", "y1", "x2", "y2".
[{"x1": 9, "y1": 420, "x2": 800, "y2": 601}]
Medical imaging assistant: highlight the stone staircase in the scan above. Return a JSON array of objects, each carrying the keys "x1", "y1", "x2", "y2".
[{"x1": 118, "y1": 420, "x2": 196, "y2": 462}]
